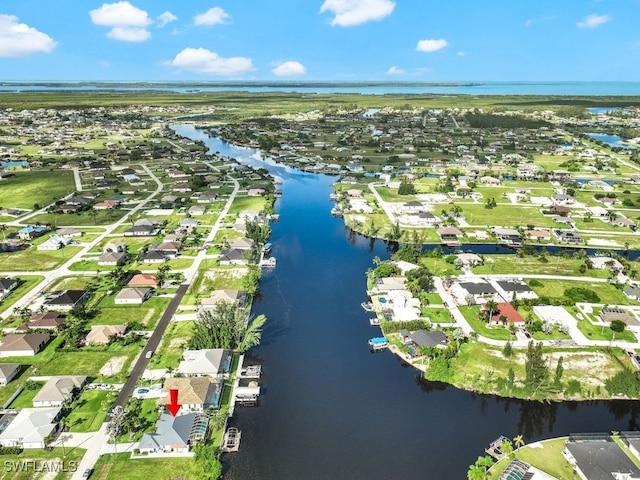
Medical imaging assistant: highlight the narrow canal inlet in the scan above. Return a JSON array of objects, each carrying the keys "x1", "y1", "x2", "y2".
[{"x1": 174, "y1": 125, "x2": 640, "y2": 480}]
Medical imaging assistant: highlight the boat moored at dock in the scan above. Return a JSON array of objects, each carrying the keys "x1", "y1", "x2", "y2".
[{"x1": 368, "y1": 337, "x2": 388, "y2": 351}]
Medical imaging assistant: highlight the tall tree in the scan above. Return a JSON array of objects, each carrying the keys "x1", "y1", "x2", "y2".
[{"x1": 525, "y1": 341, "x2": 548, "y2": 390}]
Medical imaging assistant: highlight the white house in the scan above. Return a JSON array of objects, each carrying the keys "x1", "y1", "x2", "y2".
[
  {"x1": 0, "y1": 407, "x2": 61, "y2": 448},
  {"x1": 114, "y1": 287, "x2": 151, "y2": 305}
]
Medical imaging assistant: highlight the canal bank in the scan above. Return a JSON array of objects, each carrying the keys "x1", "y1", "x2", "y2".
[{"x1": 173, "y1": 124, "x2": 640, "y2": 480}]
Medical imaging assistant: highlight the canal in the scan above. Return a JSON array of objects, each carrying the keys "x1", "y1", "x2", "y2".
[{"x1": 174, "y1": 125, "x2": 640, "y2": 479}]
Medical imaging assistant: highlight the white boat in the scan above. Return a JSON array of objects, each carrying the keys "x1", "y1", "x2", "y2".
[
  {"x1": 331, "y1": 206, "x2": 343, "y2": 217},
  {"x1": 369, "y1": 317, "x2": 380, "y2": 326},
  {"x1": 361, "y1": 302, "x2": 374, "y2": 312}
]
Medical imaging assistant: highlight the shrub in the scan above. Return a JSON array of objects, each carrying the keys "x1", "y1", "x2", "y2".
[{"x1": 564, "y1": 287, "x2": 600, "y2": 303}]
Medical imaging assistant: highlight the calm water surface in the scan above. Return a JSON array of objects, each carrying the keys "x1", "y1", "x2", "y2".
[{"x1": 174, "y1": 125, "x2": 640, "y2": 480}]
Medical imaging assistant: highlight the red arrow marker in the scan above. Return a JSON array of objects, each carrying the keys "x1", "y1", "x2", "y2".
[{"x1": 167, "y1": 388, "x2": 181, "y2": 417}]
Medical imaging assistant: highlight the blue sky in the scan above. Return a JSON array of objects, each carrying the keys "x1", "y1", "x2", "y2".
[{"x1": 0, "y1": 0, "x2": 638, "y2": 81}]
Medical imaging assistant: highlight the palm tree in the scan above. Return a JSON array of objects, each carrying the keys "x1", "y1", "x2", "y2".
[
  {"x1": 513, "y1": 434, "x2": 525, "y2": 449},
  {"x1": 237, "y1": 314, "x2": 267, "y2": 352},
  {"x1": 467, "y1": 464, "x2": 487, "y2": 480},
  {"x1": 485, "y1": 299, "x2": 499, "y2": 324},
  {"x1": 501, "y1": 439, "x2": 514, "y2": 458}
]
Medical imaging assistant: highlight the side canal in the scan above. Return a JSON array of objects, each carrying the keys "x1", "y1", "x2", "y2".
[{"x1": 174, "y1": 125, "x2": 640, "y2": 480}]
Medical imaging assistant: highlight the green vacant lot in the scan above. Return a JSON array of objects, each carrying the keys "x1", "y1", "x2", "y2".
[
  {"x1": 0, "y1": 447, "x2": 86, "y2": 480},
  {"x1": 0, "y1": 170, "x2": 74, "y2": 209},
  {"x1": 93, "y1": 453, "x2": 194, "y2": 480},
  {"x1": 0, "y1": 246, "x2": 82, "y2": 271},
  {"x1": 67, "y1": 390, "x2": 114, "y2": 432}
]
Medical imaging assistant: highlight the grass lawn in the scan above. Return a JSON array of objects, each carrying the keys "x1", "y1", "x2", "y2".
[
  {"x1": 457, "y1": 203, "x2": 556, "y2": 228},
  {"x1": 0, "y1": 447, "x2": 86, "y2": 480},
  {"x1": 93, "y1": 453, "x2": 194, "y2": 480},
  {"x1": 423, "y1": 292, "x2": 443, "y2": 305},
  {"x1": 0, "y1": 276, "x2": 45, "y2": 314},
  {"x1": 374, "y1": 186, "x2": 417, "y2": 202},
  {"x1": 0, "y1": 366, "x2": 32, "y2": 407},
  {"x1": 30, "y1": 209, "x2": 128, "y2": 227},
  {"x1": 0, "y1": 170, "x2": 75, "y2": 209},
  {"x1": 51, "y1": 275, "x2": 95, "y2": 291},
  {"x1": 527, "y1": 279, "x2": 635, "y2": 305},
  {"x1": 8, "y1": 382, "x2": 44, "y2": 408},
  {"x1": 418, "y1": 256, "x2": 461, "y2": 277},
  {"x1": 422, "y1": 307, "x2": 454, "y2": 323},
  {"x1": 228, "y1": 195, "x2": 266, "y2": 214},
  {"x1": 459, "y1": 306, "x2": 515, "y2": 341},
  {"x1": 488, "y1": 438, "x2": 579, "y2": 480},
  {"x1": 473, "y1": 254, "x2": 609, "y2": 278},
  {"x1": 149, "y1": 320, "x2": 193, "y2": 370},
  {"x1": 0, "y1": 246, "x2": 83, "y2": 271},
  {"x1": 67, "y1": 390, "x2": 114, "y2": 433},
  {"x1": 93, "y1": 295, "x2": 171, "y2": 328},
  {"x1": 576, "y1": 317, "x2": 637, "y2": 342}
]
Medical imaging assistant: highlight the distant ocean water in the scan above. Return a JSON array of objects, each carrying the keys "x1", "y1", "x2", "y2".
[{"x1": 1, "y1": 81, "x2": 640, "y2": 95}]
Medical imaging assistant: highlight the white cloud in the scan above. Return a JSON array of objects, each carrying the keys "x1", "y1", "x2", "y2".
[
  {"x1": 416, "y1": 38, "x2": 448, "y2": 53},
  {"x1": 0, "y1": 14, "x2": 57, "y2": 57},
  {"x1": 524, "y1": 19, "x2": 533, "y2": 27},
  {"x1": 272, "y1": 61, "x2": 306, "y2": 76},
  {"x1": 577, "y1": 14, "x2": 610, "y2": 28},
  {"x1": 320, "y1": 0, "x2": 395, "y2": 27},
  {"x1": 89, "y1": 1, "x2": 152, "y2": 41},
  {"x1": 386, "y1": 66, "x2": 405, "y2": 75},
  {"x1": 157, "y1": 11, "x2": 177, "y2": 28},
  {"x1": 89, "y1": 1, "x2": 151, "y2": 27},
  {"x1": 107, "y1": 26, "x2": 150, "y2": 42},
  {"x1": 194, "y1": 7, "x2": 231, "y2": 26},
  {"x1": 165, "y1": 47, "x2": 254, "y2": 75},
  {"x1": 456, "y1": 51, "x2": 467, "y2": 57}
]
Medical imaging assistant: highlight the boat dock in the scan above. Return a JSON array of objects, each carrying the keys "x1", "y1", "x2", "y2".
[
  {"x1": 221, "y1": 427, "x2": 241, "y2": 453},
  {"x1": 368, "y1": 337, "x2": 388, "y2": 351},
  {"x1": 485, "y1": 435, "x2": 510, "y2": 460},
  {"x1": 229, "y1": 355, "x2": 262, "y2": 416},
  {"x1": 369, "y1": 317, "x2": 380, "y2": 326}
]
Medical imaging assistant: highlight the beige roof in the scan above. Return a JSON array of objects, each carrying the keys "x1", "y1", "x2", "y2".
[
  {"x1": 202, "y1": 290, "x2": 245, "y2": 307},
  {"x1": 0, "y1": 363, "x2": 20, "y2": 380},
  {"x1": 0, "y1": 333, "x2": 50, "y2": 353},
  {"x1": 86, "y1": 325, "x2": 126, "y2": 345},
  {"x1": 115, "y1": 287, "x2": 150, "y2": 301},
  {"x1": 33, "y1": 376, "x2": 86, "y2": 404},
  {"x1": 157, "y1": 377, "x2": 221, "y2": 406}
]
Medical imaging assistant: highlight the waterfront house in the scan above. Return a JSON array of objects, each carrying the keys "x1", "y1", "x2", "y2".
[
  {"x1": 138, "y1": 412, "x2": 209, "y2": 454},
  {"x1": 226, "y1": 237, "x2": 255, "y2": 250},
  {"x1": 409, "y1": 330, "x2": 447, "y2": 348},
  {"x1": 0, "y1": 407, "x2": 61, "y2": 449},
  {"x1": 32, "y1": 375, "x2": 87, "y2": 407},
  {"x1": 493, "y1": 228, "x2": 522, "y2": 245},
  {"x1": 525, "y1": 230, "x2": 551, "y2": 242},
  {"x1": 157, "y1": 377, "x2": 224, "y2": 412},
  {"x1": 437, "y1": 227, "x2": 463, "y2": 242},
  {"x1": 114, "y1": 287, "x2": 151, "y2": 305},
  {"x1": 218, "y1": 248, "x2": 248, "y2": 266},
  {"x1": 589, "y1": 256, "x2": 623, "y2": 272},
  {"x1": 0, "y1": 333, "x2": 50, "y2": 357},
  {"x1": 372, "y1": 277, "x2": 407, "y2": 294},
  {"x1": 0, "y1": 363, "x2": 20, "y2": 385},
  {"x1": 199, "y1": 290, "x2": 247, "y2": 313},
  {"x1": 455, "y1": 253, "x2": 483, "y2": 268},
  {"x1": 86, "y1": 325, "x2": 127, "y2": 345},
  {"x1": 564, "y1": 437, "x2": 640, "y2": 480},
  {"x1": 176, "y1": 349, "x2": 233, "y2": 378},
  {"x1": 554, "y1": 230, "x2": 583, "y2": 244},
  {"x1": 393, "y1": 260, "x2": 420, "y2": 276}
]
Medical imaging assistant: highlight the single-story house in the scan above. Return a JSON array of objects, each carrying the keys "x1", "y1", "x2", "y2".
[
  {"x1": 0, "y1": 277, "x2": 18, "y2": 301},
  {"x1": 0, "y1": 333, "x2": 50, "y2": 357},
  {"x1": 624, "y1": 287, "x2": 640, "y2": 301},
  {"x1": 599, "y1": 307, "x2": 639, "y2": 326},
  {"x1": 493, "y1": 280, "x2": 537, "y2": 301},
  {"x1": 43, "y1": 290, "x2": 89, "y2": 311},
  {"x1": 176, "y1": 349, "x2": 233, "y2": 377},
  {"x1": 188, "y1": 205, "x2": 207, "y2": 216},
  {"x1": 0, "y1": 363, "x2": 20, "y2": 386},
  {"x1": 85, "y1": 325, "x2": 127, "y2": 345},
  {"x1": 455, "y1": 253, "x2": 483, "y2": 268},
  {"x1": 0, "y1": 407, "x2": 61, "y2": 448},
  {"x1": 127, "y1": 274, "x2": 160, "y2": 288},
  {"x1": 114, "y1": 287, "x2": 151, "y2": 305},
  {"x1": 226, "y1": 237, "x2": 255, "y2": 250},
  {"x1": 564, "y1": 438, "x2": 640, "y2": 480},
  {"x1": 138, "y1": 412, "x2": 209, "y2": 454},
  {"x1": 218, "y1": 248, "x2": 248, "y2": 266},
  {"x1": 437, "y1": 227, "x2": 463, "y2": 241},
  {"x1": 199, "y1": 290, "x2": 247, "y2": 312},
  {"x1": 16, "y1": 312, "x2": 66, "y2": 333},
  {"x1": 451, "y1": 281, "x2": 500, "y2": 305},
  {"x1": 32, "y1": 376, "x2": 87, "y2": 407},
  {"x1": 526, "y1": 230, "x2": 551, "y2": 242},
  {"x1": 139, "y1": 250, "x2": 167, "y2": 264},
  {"x1": 98, "y1": 251, "x2": 129, "y2": 266},
  {"x1": 103, "y1": 241, "x2": 126, "y2": 253},
  {"x1": 483, "y1": 302, "x2": 525, "y2": 325},
  {"x1": 17, "y1": 225, "x2": 48, "y2": 240},
  {"x1": 157, "y1": 377, "x2": 224, "y2": 412},
  {"x1": 408, "y1": 329, "x2": 447, "y2": 348}
]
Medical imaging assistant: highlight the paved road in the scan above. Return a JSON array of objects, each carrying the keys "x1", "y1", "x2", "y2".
[{"x1": 108, "y1": 283, "x2": 189, "y2": 417}]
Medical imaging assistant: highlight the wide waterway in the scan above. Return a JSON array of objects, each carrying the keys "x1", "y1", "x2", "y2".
[{"x1": 174, "y1": 125, "x2": 640, "y2": 479}]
